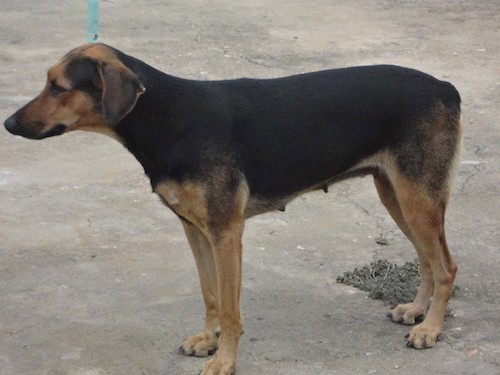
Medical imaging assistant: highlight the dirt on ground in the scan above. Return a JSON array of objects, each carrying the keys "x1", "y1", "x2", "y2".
[{"x1": 1, "y1": 1, "x2": 499, "y2": 374}]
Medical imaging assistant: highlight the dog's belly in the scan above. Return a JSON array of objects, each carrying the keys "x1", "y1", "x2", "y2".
[
  {"x1": 243, "y1": 162, "x2": 380, "y2": 218},
  {"x1": 244, "y1": 194, "x2": 296, "y2": 218}
]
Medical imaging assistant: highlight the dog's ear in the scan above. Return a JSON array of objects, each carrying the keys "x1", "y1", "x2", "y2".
[{"x1": 99, "y1": 63, "x2": 145, "y2": 126}]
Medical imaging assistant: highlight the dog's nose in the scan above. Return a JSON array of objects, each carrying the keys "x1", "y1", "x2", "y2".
[{"x1": 4, "y1": 115, "x2": 19, "y2": 134}]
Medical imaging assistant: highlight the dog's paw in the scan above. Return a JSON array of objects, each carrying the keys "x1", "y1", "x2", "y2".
[
  {"x1": 388, "y1": 302, "x2": 425, "y2": 325},
  {"x1": 179, "y1": 331, "x2": 218, "y2": 357},
  {"x1": 405, "y1": 323, "x2": 440, "y2": 349},
  {"x1": 199, "y1": 356, "x2": 236, "y2": 375}
]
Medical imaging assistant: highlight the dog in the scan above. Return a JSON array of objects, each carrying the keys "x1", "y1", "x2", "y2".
[{"x1": 4, "y1": 43, "x2": 461, "y2": 375}]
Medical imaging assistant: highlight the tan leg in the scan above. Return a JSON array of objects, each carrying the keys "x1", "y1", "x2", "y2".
[
  {"x1": 155, "y1": 179, "x2": 248, "y2": 374},
  {"x1": 374, "y1": 173, "x2": 433, "y2": 325},
  {"x1": 179, "y1": 221, "x2": 220, "y2": 357},
  {"x1": 200, "y1": 219, "x2": 244, "y2": 375},
  {"x1": 389, "y1": 173, "x2": 457, "y2": 349}
]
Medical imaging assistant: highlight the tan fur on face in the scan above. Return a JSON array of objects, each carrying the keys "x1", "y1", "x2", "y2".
[{"x1": 15, "y1": 44, "x2": 131, "y2": 140}]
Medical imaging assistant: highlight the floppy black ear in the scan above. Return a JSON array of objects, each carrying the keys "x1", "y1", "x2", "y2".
[{"x1": 99, "y1": 63, "x2": 145, "y2": 126}]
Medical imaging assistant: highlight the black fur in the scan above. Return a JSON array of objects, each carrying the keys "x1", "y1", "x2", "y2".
[{"x1": 106, "y1": 48, "x2": 460, "y2": 199}]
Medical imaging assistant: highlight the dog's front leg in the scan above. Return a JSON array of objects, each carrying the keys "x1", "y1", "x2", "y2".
[
  {"x1": 199, "y1": 219, "x2": 244, "y2": 375},
  {"x1": 155, "y1": 179, "x2": 246, "y2": 374},
  {"x1": 180, "y1": 222, "x2": 220, "y2": 357}
]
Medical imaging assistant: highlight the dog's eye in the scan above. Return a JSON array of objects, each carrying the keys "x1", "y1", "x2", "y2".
[{"x1": 50, "y1": 83, "x2": 69, "y2": 96}]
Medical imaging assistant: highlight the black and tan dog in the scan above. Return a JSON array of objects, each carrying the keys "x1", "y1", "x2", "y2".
[{"x1": 4, "y1": 44, "x2": 461, "y2": 375}]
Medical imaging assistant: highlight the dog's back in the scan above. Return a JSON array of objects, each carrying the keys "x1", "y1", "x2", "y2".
[{"x1": 201, "y1": 66, "x2": 461, "y2": 202}]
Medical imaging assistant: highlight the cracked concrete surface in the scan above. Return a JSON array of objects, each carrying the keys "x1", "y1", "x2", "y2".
[{"x1": 1, "y1": 1, "x2": 499, "y2": 374}]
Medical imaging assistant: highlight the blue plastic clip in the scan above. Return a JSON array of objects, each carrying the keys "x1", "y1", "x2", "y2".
[{"x1": 87, "y1": 0, "x2": 100, "y2": 42}]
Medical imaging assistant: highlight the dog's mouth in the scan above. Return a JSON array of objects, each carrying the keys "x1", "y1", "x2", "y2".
[
  {"x1": 35, "y1": 124, "x2": 68, "y2": 139},
  {"x1": 4, "y1": 116, "x2": 68, "y2": 140}
]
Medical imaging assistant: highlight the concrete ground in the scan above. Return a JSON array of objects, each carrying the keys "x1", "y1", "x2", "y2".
[{"x1": 1, "y1": 1, "x2": 499, "y2": 374}]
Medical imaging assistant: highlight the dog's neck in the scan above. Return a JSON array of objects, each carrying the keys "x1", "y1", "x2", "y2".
[{"x1": 110, "y1": 53, "x2": 204, "y2": 188}]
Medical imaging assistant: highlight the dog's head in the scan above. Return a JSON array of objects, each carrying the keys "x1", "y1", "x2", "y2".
[{"x1": 4, "y1": 43, "x2": 145, "y2": 140}]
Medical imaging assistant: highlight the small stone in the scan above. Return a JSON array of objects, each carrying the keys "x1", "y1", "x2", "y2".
[
  {"x1": 467, "y1": 348, "x2": 478, "y2": 357},
  {"x1": 375, "y1": 234, "x2": 389, "y2": 245}
]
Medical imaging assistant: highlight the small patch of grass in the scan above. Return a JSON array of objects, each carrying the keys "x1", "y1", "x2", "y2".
[{"x1": 337, "y1": 259, "x2": 459, "y2": 306}]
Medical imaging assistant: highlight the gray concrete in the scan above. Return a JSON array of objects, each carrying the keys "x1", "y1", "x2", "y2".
[{"x1": 1, "y1": 1, "x2": 499, "y2": 374}]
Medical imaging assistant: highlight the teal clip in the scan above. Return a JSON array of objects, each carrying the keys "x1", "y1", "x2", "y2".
[{"x1": 87, "y1": 0, "x2": 100, "y2": 42}]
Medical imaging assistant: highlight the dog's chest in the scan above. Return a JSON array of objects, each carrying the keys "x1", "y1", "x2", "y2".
[{"x1": 154, "y1": 180, "x2": 209, "y2": 230}]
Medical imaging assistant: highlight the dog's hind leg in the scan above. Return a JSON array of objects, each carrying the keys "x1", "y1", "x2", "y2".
[
  {"x1": 179, "y1": 222, "x2": 220, "y2": 357},
  {"x1": 374, "y1": 173, "x2": 433, "y2": 325},
  {"x1": 388, "y1": 172, "x2": 457, "y2": 348},
  {"x1": 378, "y1": 104, "x2": 461, "y2": 348}
]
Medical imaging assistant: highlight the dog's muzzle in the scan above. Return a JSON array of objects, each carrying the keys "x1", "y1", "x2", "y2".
[{"x1": 4, "y1": 115, "x2": 67, "y2": 139}]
